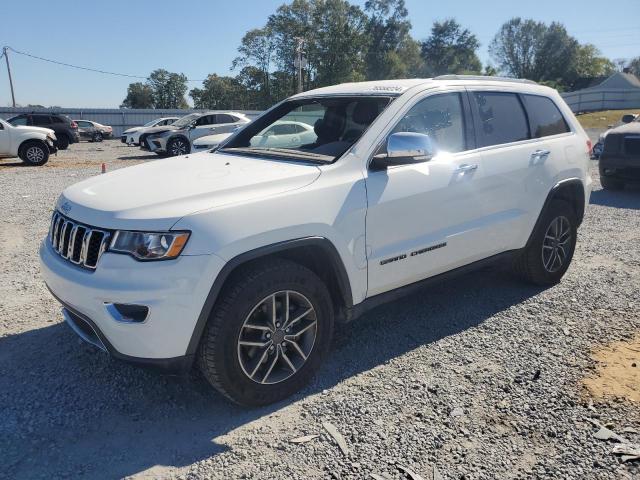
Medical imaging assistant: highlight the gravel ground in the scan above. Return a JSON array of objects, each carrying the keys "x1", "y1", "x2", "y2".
[{"x1": 0, "y1": 140, "x2": 639, "y2": 480}]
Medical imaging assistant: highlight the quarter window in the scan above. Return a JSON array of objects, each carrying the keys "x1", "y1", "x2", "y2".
[
  {"x1": 472, "y1": 92, "x2": 529, "y2": 147},
  {"x1": 523, "y1": 94, "x2": 570, "y2": 138},
  {"x1": 392, "y1": 92, "x2": 466, "y2": 154},
  {"x1": 216, "y1": 114, "x2": 235, "y2": 124}
]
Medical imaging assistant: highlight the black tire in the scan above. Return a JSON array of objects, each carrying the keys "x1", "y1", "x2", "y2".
[
  {"x1": 18, "y1": 140, "x2": 49, "y2": 166},
  {"x1": 514, "y1": 199, "x2": 577, "y2": 286},
  {"x1": 93, "y1": 132, "x2": 103, "y2": 143},
  {"x1": 56, "y1": 135, "x2": 69, "y2": 150},
  {"x1": 600, "y1": 176, "x2": 624, "y2": 191},
  {"x1": 198, "y1": 259, "x2": 334, "y2": 406},
  {"x1": 167, "y1": 137, "x2": 190, "y2": 156}
]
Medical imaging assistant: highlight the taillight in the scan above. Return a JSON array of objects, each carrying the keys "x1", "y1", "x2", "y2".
[
  {"x1": 586, "y1": 139, "x2": 592, "y2": 154},
  {"x1": 71, "y1": 121, "x2": 78, "y2": 129}
]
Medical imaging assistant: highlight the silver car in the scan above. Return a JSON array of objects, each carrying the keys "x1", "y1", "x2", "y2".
[{"x1": 142, "y1": 112, "x2": 251, "y2": 156}]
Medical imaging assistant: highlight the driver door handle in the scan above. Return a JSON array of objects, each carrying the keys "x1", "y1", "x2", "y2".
[
  {"x1": 531, "y1": 149, "x2": 550, "y2": 159},
  {"x1": 455, "y1": 163, "x2": 478, "y2": 173}
]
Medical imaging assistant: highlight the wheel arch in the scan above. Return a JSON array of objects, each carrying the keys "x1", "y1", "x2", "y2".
[
  {"x1": 18, "y1": 137, "x2": 48, "y2": 156},
  {"x1": 526, "y1": 178, "x2": 585, "y2": 248},
  {"x1": 185, "y1": 237, "x2": 353, "y2": 356}
]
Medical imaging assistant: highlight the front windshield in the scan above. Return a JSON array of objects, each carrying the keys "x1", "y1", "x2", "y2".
[
  {"x1": 172, "y1": 113, "x2": 200, "y2": 128},
  {"x1": 220, "y1": 96, "x2": 393, "y2": 163}
]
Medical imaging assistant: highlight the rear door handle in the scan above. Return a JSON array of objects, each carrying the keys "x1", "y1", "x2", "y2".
[
  {"x1": 455, "y1": 163, "x2": 478, "y2": 173},
  {"x1": 531, "y1": 149, "x2": 550, "y2": 160}
]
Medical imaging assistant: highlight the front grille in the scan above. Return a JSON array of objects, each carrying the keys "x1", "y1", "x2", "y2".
[
  {"x1": 624, "y1": 136, "x2": 640, "y2": 157},
  {"x1": 49, "y1": 211, "x2": 111, "y2": 270}
]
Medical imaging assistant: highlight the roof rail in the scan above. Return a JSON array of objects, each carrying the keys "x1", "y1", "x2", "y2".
[{"x1": 434, "y1": 75, "x2": 537, "y2": 85}]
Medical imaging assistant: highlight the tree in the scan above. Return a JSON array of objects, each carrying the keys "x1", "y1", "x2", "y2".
[
  {"x1": 363, "y1": 0, "x2": 422, "y2": 79},
  {"x1": 120, "y1": 82, "x2": 154, "y2": 109},
  {"x1": 147, "y1": 69, "x2": 189, "y2": 109},
  {"x1": 232, "y1": 28, "x2": 275, "y2": 106},
  {"x1": 489, "y1": 18, "x2": 545, "y2": 79},
  {"x1": 490, "y1": 18, "x2": 617, "y2": 91},
  {"x1": 421, "y1": 19, "x2": 481, "y2": 76},
  {"x1": 627, "y1": 57, "x2": 640, "y2": 76},
  {"x1": 189, "y1": 74, "x2": 247, "y2": 110}
]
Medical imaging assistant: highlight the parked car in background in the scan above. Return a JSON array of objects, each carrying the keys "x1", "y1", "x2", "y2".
[
  {"x1": 84, "y1": 120, "x2": 112, "y2": 139},
  {"x1": 599, "y1": 114, "x2": 640, "y2": 189},
  {"x1": 192, "y1": 132, "x2": 234, "y2": 151},
  {"x1": 0, "y1": 117, "x2": 57, "y2": 166},
  {"x1": 592, "y1": 113, "x2": 638, "y2": 159},
  {"x1": 142, "y1": 112, "x2": 250, "y2": 156},
  {"x1": 6, "y1": 113, "x2": 79, "y2": 150},
  {"x1": 121, "y1": 117, "x2": 179, "y2": 146},
  {"x1": 74, "y1": 120, "x2": 104, "y2": 142},
  {"x1": 250, "y1": 120, "x2": 316, "y2": 148},
  {"x1": 41, "y1": 76, "x2": 592, "y2": 406}
]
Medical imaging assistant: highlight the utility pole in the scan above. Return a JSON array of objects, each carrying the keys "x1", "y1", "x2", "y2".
[
  {"x1": 3, "y1": 47, "x2": 16, "y2": 107},
  {"x1": 294, "y1": 37, "x2": 305, "y2": 93}
]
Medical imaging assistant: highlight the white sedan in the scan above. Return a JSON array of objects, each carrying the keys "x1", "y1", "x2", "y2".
[
  {"x1": 121, "y1": 117, "x2": 179, "y2": 146},
  {"x1": 250, "y1": 121, "x2": 316, "y2": 148}
]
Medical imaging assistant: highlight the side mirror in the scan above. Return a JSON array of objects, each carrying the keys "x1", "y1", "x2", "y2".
[
  {"x1": 188, "y1": 123, "x2": 196, "y2": 130},
  {"x1": 371, "y1": 132, "x2": 434, "y2": 170},
  {"x1": 621, "y1": 114, "x2": 636, "y2": 124}
]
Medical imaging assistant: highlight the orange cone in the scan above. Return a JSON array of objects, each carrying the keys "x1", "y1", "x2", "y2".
[{"x1": 101, "y1": 163, "x2": 106, "y2": 174}]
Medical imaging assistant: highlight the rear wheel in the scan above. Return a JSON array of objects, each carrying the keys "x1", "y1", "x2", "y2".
[
  {"x1": 19, "y1": 141, "x2": 49, "y2": 166},
  {"x1": 514, "y1": 199, "x2": 577, "y2": 286},
  {"x1": 167, "y1": 137, "x2": 190, "y2": 156},
  {"x1": 56, "y1": 135, "x2": 69, "y2": 150},
  {"x1": 93, "y1": 132, "x2": 103, "y2": 143},
  {"x1": 600, "y1": 176, "x2": 624, "y2": 191},
  {"x1": 198, "y1": 259, "x2": 334, "y2": 406}
]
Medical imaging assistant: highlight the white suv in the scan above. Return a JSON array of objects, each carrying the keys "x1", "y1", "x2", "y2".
[
  {"x1": 0, "y1": 117, "x2": 57, "y2": 166},
  {"x1": 40, "y1": 76, "x2": 592, "y2": 405}
]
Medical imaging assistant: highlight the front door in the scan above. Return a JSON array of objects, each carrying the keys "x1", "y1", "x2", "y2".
[
  {"x1": 365, "y1": 91, "x2": 490, "y2": 297},
  {"x1": 0, "y1": 121, "x2": 11, "y2": 155}
]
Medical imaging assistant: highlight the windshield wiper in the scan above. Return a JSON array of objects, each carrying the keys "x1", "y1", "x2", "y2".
[{"x1": 220, "y1": 147, "x2": 333, "y2": 163}]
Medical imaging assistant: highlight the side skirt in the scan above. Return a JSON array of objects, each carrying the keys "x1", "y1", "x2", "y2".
[{"x1": 344, "y1": 249, "x2": 520, "y2": 322}]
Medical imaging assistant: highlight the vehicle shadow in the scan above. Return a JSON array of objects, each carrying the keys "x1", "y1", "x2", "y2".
[
  {"x1": 117, "y1": 154, "x2": 160, "y2": 161},
  {"x1": 590, "y1": 185, "x2": 640, "y2": 210},
  {"x1": 0, "y1": 267, "x2": 543, "y2": 479},
  {"x1": 0, "y1": 160, "x2": 27, "y2": 168}
]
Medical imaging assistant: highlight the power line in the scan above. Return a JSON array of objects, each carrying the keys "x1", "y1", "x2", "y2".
[{"x1": 3, "y1": 46, "x2": 207, "y2": 82}]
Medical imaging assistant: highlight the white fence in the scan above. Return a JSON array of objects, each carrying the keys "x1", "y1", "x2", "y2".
[
  {"x1": 0, "y1": 108, "x2": 263, "y2": 137},
  {"x1": 561, "y1": 89, "x2": 640, "y2": 113}
]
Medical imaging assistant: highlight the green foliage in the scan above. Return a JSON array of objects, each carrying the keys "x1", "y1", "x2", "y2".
[
  {"x1": 120, "y1": 82, "x2": 154, "y2": 109},
  {"x1": 147, "y1": 69, "x2": 189, "y2": 109},
  {"x1": 627, "y1": 57, "x2": 640, "y2": 76},
  {"x1": 490, "y1": 18, "x2": 618, "y2": 91},
  {"x1": 421, "y1": 19, "x2": 481, "y2": 76},
  {"x1": 190, "y1": 74, "x2": 247, "y2": 110}
]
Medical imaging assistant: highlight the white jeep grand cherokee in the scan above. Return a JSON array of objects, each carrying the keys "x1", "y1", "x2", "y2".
[{"x1": 40, "y1": 76, "x2": 592, "y2": 405}]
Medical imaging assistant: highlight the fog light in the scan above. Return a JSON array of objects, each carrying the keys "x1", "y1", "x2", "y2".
[{"x1": 105, "y1": 303, "x2": 149, "y2": 323}]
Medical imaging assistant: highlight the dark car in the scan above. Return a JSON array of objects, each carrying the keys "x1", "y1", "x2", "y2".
[
  {"x1": 7, "y1": 113, "x2": 80, "y2": 150},
  {"x1": 600, "y1": 116, "x2": 640, "y2": 190},
  {"x1": 75, "y1": 120, "x2": 104, "y2": 142}
]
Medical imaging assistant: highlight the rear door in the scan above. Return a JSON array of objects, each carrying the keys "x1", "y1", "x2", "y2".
[
  {"x1": 76, "y1": 120, "x2": 94, "y2": 140},
  {"x1": 214, "y1": 114, "x2": 242, "y2": 134},
  {"x1": 467, "y1": 89, "x2": 574, "y2": 251},
  {"x1": 190, "y1": 114, "x2": 217, "y2": 141},
  {"x1": 0, "y1": 121, "x2": 11, "y2": 155}
]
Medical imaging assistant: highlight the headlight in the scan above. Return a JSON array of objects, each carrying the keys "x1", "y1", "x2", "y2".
[{"x1": 110, "y1": 231, "x2": 190, "y2": 261}]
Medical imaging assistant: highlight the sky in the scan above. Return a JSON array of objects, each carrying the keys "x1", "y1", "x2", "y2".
[{"x1": 1, "y1": 0, "x2": 638, "y2": 108}]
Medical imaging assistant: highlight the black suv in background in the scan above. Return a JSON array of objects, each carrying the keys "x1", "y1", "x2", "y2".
[{"x1": 6, "y1": 113, "x2": 80, "y2": 150}]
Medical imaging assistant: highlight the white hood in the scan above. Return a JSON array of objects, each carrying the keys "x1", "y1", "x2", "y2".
[
  {"x1": 16, "y1": 125, "x2": 55, "y2": 136},
  {"x1": 57, "y1": 151, "x2": 321, "y2": 230}
]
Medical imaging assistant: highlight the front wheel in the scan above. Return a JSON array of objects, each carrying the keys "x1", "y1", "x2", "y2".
[
  {"x1": 514, "y1": 199, "x2": 577, "y2": 286},
  {"x1": 198, "y1": 259, "x2": 334, "y2": 406},
  {"x1": 167, "y1": 137, "x2": 190, "y2": 156},
  {"x1": 93, "y1": 132, "x2": 103, "y2": 142},
  {"x1": 19, "y1": 141, "x2": 50, "y2": 166},
  {"x1": 56, "y1": 135, "x2": 69, "y2": 150}
]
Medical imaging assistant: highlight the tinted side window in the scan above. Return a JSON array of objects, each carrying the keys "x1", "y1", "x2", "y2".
[
  {"x1": 523, "y1": 94, "x2": 569, "y2": 138},
  {"x1": 472, "y1": 92, "x2": 529, "y2": 147},
  {"x1": 392, "y1": 92, "x2": 466, "y2": 154},
  {"x1": 9, "y1": 116, "x2": 27, "y2": 126},
  {"x1": 51, "y1": 116, "x2": 65, "y2": 124},
  {"x1": 216, "y1": 114, "x2": 235, "y2": 124},
  {"x1": 33, "y1": 115, "x2": 52, "y2": 125}
]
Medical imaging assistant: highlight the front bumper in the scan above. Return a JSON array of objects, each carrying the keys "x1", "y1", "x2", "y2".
[
  {"x1": 143, "y1": 135, "x2": 168, "y2": 153},
  {"x1": 599, "y1": 154, "x2": 640, "y2": 182},
  {"x1": 40, "y1": 239, "x2": 225, "y2": 369}
]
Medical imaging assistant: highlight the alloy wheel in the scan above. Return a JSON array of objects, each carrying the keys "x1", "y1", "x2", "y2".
[
  {"x1": 170, "y1": 139, "x2": 188, "y2": 156},
  {"x1": 26, "y1": 146, "x2": 45, "y2": 163},
  {"x1": 237, "y1": 290, "x2": 317, "y2": 385},
  {"x1": 542, "y1": 215, "x2": 571, "y2": 273}
]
